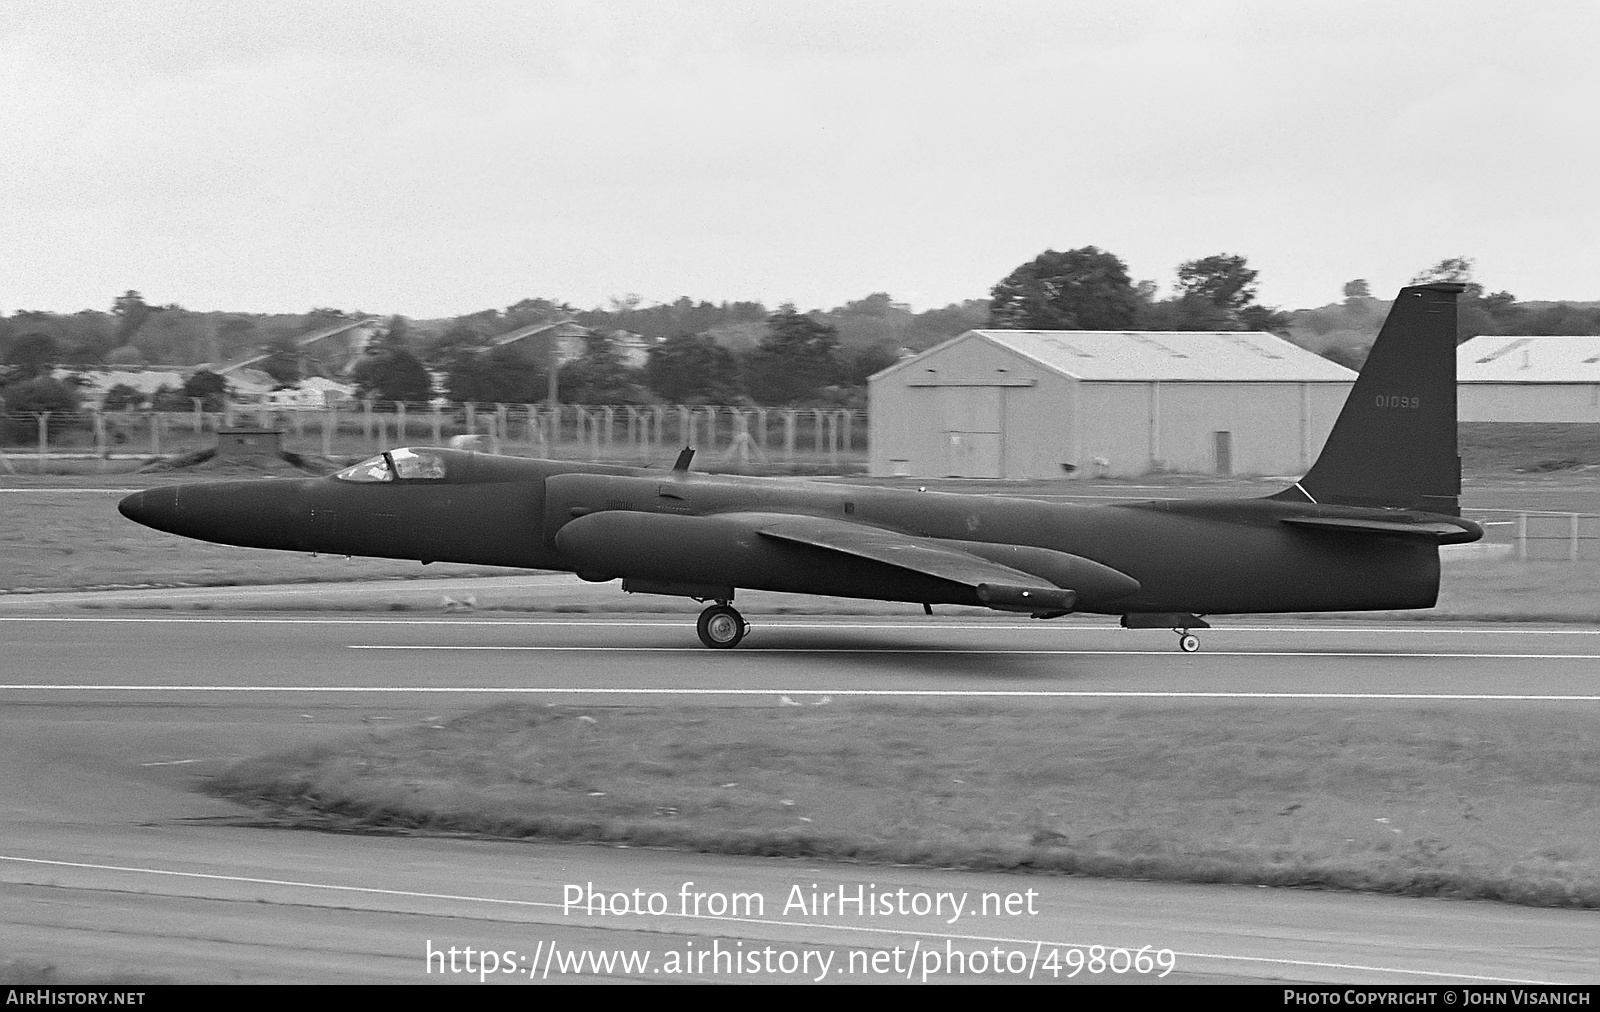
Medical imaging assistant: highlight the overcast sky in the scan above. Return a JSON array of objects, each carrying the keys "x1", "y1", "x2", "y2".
[{"x1": 3, "y1": 1, "x2": 1596, "y2": 318}]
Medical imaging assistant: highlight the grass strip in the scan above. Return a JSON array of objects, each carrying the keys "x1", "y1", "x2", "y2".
[{"x1": 209, "y1": 700, "x2": 1600, "y2": 908}]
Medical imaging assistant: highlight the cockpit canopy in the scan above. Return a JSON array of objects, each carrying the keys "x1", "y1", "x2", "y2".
[{"x1": 334, "y1": 447, "x2": 449, "y2": 483}]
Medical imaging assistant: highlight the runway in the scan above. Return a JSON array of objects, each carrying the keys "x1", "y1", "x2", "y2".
[
  {"x1": 4, "y1": 614, "x2": 1599, "y2": 702},
  {"x1": 1, "y1": 610, "x2": 1597, "y2": 984}
]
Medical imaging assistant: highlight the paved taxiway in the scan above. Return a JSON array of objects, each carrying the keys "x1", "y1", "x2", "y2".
[{"x1": 2, "y1": 609, "x2": 1597, "y2": 984}]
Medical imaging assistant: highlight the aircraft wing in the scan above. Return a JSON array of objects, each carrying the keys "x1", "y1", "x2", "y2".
[{"x1": 727, "y1": 512, "x2": 1077, "y2": 611}]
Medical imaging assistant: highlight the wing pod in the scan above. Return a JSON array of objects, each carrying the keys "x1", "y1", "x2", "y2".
[{"x1": 975, "y1": 584, "x2": 1077, "y2": 614}]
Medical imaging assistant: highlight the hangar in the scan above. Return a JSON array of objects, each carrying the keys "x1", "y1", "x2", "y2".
[
  {"x1": 1456, "y1": 335, "x2": 1600, "y2": 422},
  {"x1": 868, "y1": 329, "x2": 1355, "y2": 479}
]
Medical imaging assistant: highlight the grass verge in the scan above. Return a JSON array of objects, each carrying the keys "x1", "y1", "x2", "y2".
[
  {"x1": 0, "y1": 959, "x2": 171, "y2": 986},
  {"x1": 209, "y1": 701, "x2": 1600, "y2": 908}
]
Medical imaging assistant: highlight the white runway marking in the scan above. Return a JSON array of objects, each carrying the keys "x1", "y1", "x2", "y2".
[
  {"x1": 2, "y1": 615, "x2": 1597, "y2": 636},
  {"x1": 349, "y1": 644, "x2": 1600, "y2": 660},
  {"x1": 3, "y1": 685, "x2": 1597, "y2": 701},
  {"x1": 0, "y1": 855, "x2": 1553, "y2": 985}
]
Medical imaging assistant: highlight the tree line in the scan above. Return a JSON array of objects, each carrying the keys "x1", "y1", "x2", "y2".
[
  {"x1": 344, "y1": 306, "x2": 893, "y2": 409},
  {"x1": 6, "y1": 254, "x2": 1599, "y2": 420},
  {"x1": 1283, "y1": 258, "x2": 1600, "y2": 369}
]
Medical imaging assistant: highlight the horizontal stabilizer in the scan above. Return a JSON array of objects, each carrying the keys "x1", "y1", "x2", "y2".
[{"x1": 1280, "y1": 516, "x2": 1482, "y2": 544}]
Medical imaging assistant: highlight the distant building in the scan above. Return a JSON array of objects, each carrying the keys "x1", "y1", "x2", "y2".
[
  {"x1": 54, "y1": 365, "x2": 357, "y2": 410},
  {"x1": 220, "y1": 367, "x2": 276, "y2": 401},
  {"x1": 264, "y1": 376, "x2": 355, "y2": 408},
  {"x1": 1456, "y1": 335, "x2": 1600, "y2": 423},
  {"x1": 487, "y1": 319, "x2": 652, "y2": 368},
  {"x1": 216, "y1": 317, "x2": 383, "y2": 380},
  {"x1": 54, "y1": 367, "x2": 185, "y2": 407},
  {"x1": 607, "y1": 330, "x2": 655, "y2": 369},
  {"x1": 868, "y1": 330, "x2": 1356, "y2": 479}
]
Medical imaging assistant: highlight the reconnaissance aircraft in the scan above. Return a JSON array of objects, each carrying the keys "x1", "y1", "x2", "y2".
[{"x1": 119, "y1": 283, "x2": 1481, "y2": 652}]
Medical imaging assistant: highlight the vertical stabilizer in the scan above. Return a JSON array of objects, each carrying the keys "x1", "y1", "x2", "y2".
[{"x1": 1273, "y1": 283, "x2": 1464, "y2": 514}]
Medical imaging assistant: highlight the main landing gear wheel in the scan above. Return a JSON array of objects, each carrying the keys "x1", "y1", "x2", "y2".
[
  {"x1": 1177, "y1": 632, "x2": 1201, "y2": 653},
  {"x1": 697, "y1": 604, "x2": 747, "y2": 649}
]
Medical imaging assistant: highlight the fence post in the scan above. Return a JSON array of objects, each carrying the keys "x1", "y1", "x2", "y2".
[
  {"x1": 624, "y1": 406, "x2": 640, "y2": 456},
  {"x1": 395, "y1": 402, "x2": 407, "y2": 446},
  {"x1": 191, "y1": 398, "x2": 203, "y2": 433},
  {"x1": 465, "y1": 402, "x2": 477, "y2": 435},
  {"x1": 432, "y1": 405, "x2": 443, "y2": 445},
  {"x1": 322, "y1": 407, "x2": 334, "y2": 458},
  {"x1": 756, "y1": 408, "x2": 768, "y2": 451},
  {"x1": 827, "y1": 411, "x2": 839, "y2": 463},
  {"x1": 783, "y1": 410, "x2": 797, "y2": 460},
  {"x1": 362, "y1": 399, "x2": 374, "y2": 442},
  {"x1": 842, "y1": 409, "x2": 853, "y2": 452},
  {"x1": 149, "y1": 411, "x2": 161, "y2": 459},
  {"x1": 493, "y1": 403, "x2": 506, "y2": 454},
  {"x1": 36, "y1": 411, "x2": 50, "y2": 471},
  {"x1": 699, "y1": 406, "x2": 716, "y2": 451},
  {"x1": 1517, "y1": 512, "x2": 1528, "y2": 561},
  {"x1": 376, "y1": 410, "x2": 388, "y2": 452},
  {"x1": 1572, "y1": 513, "x2": 1581, "y2": 563},
  {"x1": 812, "y1": 409, "x2": 825, "y2": 458},
  {"x1": 93, "y1": 409, "x2": 107, "y2": 467}
]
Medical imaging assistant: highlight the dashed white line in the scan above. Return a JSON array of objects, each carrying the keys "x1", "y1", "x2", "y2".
[{"x1": 2, "y1": 685, "x2": 1597, "y2": 701}]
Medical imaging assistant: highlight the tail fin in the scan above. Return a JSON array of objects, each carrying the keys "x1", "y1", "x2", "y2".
[{"x1": 1272, "y1": 282, "x2": 1464, "y2": 515}]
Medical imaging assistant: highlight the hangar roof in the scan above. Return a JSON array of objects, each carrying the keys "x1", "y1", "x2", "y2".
[
  {"x1": 876, "y1": 329, "x2": 1356, "y2": 383},
  {"x1": 1456, "y1": 335, "x2": 1600, "y2": 383}
]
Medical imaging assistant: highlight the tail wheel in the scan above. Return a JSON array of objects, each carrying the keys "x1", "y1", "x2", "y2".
[{"x1": 697, "y1": 604, "x2": 747, "y2": 649}]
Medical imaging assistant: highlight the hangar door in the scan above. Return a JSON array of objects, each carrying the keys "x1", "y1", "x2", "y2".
[{"x1": 938, "y1": 386, "x2": 1002, "y2": 478}]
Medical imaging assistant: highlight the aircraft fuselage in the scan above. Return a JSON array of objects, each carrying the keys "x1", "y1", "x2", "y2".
[{"x1": 119, "y1": 450, "x2": 1466, "y2": 617}]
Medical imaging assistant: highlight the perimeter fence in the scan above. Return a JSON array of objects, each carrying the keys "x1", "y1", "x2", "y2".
[
  {"x1": 0, "y1": 402, "x2": 866, "y2": 471},
  {"x1": 1460, "y1": 509, "x2": 1600, "y2": 563}
]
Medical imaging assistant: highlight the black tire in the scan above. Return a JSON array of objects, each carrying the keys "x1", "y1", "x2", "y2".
[
  {"x1": 1178, "y1": 633, "x2": 1200, "y2": 653},
  {"x1": 696, "y1": 605, "x2": 746, "y2": 649}
]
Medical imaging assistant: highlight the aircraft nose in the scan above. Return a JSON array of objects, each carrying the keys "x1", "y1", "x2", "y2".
[
  {"x1": 118, "y1": 487, "x2": 181, "y2": 534},
  {"x1": 117, "y1": 478, "x2": 319, "y2": 551}
]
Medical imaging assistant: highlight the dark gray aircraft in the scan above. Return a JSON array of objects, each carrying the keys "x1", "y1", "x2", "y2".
[{"x1": 119, "y1": 283, "x2": 1481, "y2": 651}]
